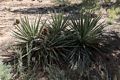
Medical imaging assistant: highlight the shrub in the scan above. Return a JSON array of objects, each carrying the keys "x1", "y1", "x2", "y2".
[
  {"x1": 13, "y1": 14, "x2": 69, "y2": 70},
  {"x1": 12, "y1": 13, "x2": 105, "y2": 79},
  {"x1": 0, "y1": 61, "x2": 12, "y2": 80},
  {"x1": 107, "y1": 8, "x2": 117, "y2": 20},
  {"x1": 68, "y1": 14, "x2": 105, "y2": 73}
]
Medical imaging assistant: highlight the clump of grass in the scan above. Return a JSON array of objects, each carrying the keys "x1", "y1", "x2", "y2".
[
  {"x1": 80, "y1": 0, "x2": 100, "y2": 14},
  {"x1": 107, "y1": 7, "x2": 120, "y2": 25},
  {"x1": 107, "y1": 8, "x2": 117, "y2": 20},
  {"x1": 115, "y1": 7, "x2": 120, "y2": 15}
]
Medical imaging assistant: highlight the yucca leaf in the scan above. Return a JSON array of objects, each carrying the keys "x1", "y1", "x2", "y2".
[{"x1": 13, "y1": 16, "x2": 43, "y2": 44}]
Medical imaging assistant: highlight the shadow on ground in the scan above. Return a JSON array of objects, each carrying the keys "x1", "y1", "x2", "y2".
[
  {"x1": 100, "y1": 31, "x2": 120, "y2": 79},
  {"x1": 11, "y1": 2, "x2": 98, "y2": 14},
  {"x1": 11, "y1": 4, "x2": 82, "y2": 14}
]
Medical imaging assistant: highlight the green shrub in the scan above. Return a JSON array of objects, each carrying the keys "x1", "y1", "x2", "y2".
[
  {"x1": 107, "y1": 8, "x2": 117, "y2": 20},
  {"x1": 13, "y1": 14, "x2": 69, "y2": 69},
  {"x1": 0, "y1": 61, "x2": 12, "y2": 80},
  {"x1": 68, "y1": 14, "x2": 105, "y2": 73},
  {"x1": 13, "y1": 13, "x2": 105, "y2": 79}
]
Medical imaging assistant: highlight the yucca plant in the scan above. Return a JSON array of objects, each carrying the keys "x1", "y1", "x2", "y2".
[
  {"x1": 68, "y1": 14, "x2": 105, "y2": 74},
  {"x1": 13, "y1": 14, "x2": 70, "y2": 70},
  {"x1": 31, "y1": 14, "x2": 70, "y2": 68},
  {"x1": 48, "y1": 13, "x2": 68, "y2": 35},
  {"x1": 13, "y1": 16, "x2": 44, "y2": 44},
  {"x1": 12, "y1": 13, "x2": 106, "y2": 79}
]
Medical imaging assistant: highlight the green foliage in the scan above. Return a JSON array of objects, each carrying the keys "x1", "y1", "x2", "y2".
[
  {"x1": 13, "y1": 13, "x2": 105, "y2": 79},
  {"x1": 115, "y1": 7, "x2": 120, "y2": 15},
  {"x1": 70, "y1": 15, "x2": 104, "y2": 45},
  {"x1": 46, "y1": 66, "x2": 70, "y2": 80},
  {"x1": 13, "y1": 16, "x2": 44, "y2": 44},
  {"x1": 107, "y1": 7, "x2": 120, "y2": 25},
  {"x1": 80, "y1": 0, "x2": 100, "y2": 14},
  {"x1": 107, "y1": 8, "x2": 117, "y2": 20},
  {"x1": 46, "y1": 64, "x2": 109, "y2": 80},
  {"x1": 0, "y1": 61, "x2": 12, "y2": 80},
  {"x1": 49, "y1": 13, "x2": 68, "y2": 35},
  {"x1": 13, "y1": 14, "x2": 69, "y2": 69},
  {"x1": 68, "y1": 14, "x2": 105, "y2": 71}
]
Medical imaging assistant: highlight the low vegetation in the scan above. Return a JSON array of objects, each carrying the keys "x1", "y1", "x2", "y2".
[
  {"x1": 10, "y1": 12, "x2": 108, "y2": 80},
  {"x1": 0, "y1": 61, "x2": 12, "y2": 80}
]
